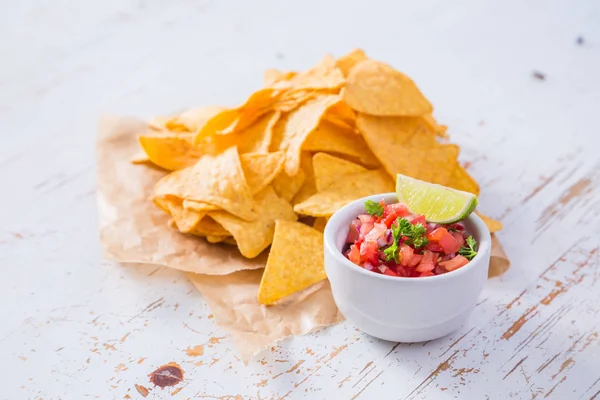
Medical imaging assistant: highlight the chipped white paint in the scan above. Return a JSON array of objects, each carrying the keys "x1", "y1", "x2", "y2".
[{"x1": 1, "y1": 0, "x2": 600, "y2": 398}]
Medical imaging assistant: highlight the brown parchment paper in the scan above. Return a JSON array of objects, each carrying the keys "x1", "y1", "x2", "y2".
[
  {"x1": 489, "y1": 234, "x2": 510, "y2": 278},
  {"x1": 188, "y1": 271, "x2": 344, "y2": 362},
  {"x1": 96, "y1": 115, "x2": 266, "y2": 275}
]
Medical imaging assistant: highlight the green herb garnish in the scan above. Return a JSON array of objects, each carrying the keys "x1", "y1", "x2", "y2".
[
  {"x1": 458, "y1": 236, "x2": 478, "y2": 260},
  {"x1": 383, "y1": 218, "x2": 430, "y2": 262},
  {"x1": 364, "y1": 200, "x2": 384, "y2": 217}
]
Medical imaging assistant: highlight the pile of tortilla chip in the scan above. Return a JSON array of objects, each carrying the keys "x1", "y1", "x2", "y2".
[{"x1": 133, "y1": 49, "x2": 504, "y2": 305}]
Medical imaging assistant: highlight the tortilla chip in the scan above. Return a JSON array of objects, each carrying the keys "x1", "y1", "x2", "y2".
[
  {"x1": 448, "y1": 165, "x2": 480, "y2": 195},
  {"x1": 171, "y1": 106, "x2": 226, "y2": 132},
  {"x1": 292, "y1": 153, "x2": 318, "y2": 205},
  {"x1": 257, "y1": 220, "x2": 327, "y2": 305},
  {"x1": 166, "y1": 200, "x2": 206, "y2": 233},
  {"x1": 241, "y1": 152, "x2": 285, "y2": 195},
  {"x1": 226, "y1": 88, "x2": 283, "y2": 134},
  {"x1": 323, "y1": 97, "x2": 356, "y2": 129},
  {"x1": 195, "y1": 108, "x2": 239, "y2": 143},
  {"x1": 312, "y1": 217, "x2": 328, "y2": 232},
  {"x1": 189, "y1": 216, "x2": 230, "y2": 237},
  {"x1": 154, "y1": 146, "x2": 256, "y2": 221},
  {"x1": 210, "y1": 187, "x2": 297, "y2": 258},
  {"x1": 270, "y1": 55, "x2": 344, "y2": 92},
  {"x1": 264, "y1": 69, "x2": 297, "y2": 86},
  {"x1": 272, "y1": 168, "x2": 306, "y2": 202},
  {"x1": 476, "y1": 212, "x2": 503, "y2": 233},
  {"x1": 336, "y1": 49, "x2": 369, "y2": 78},
  {"x1": 422, "y1": 114, "x2": 448, "y2": 138},
  {"x1": 294, "y1": 169, "x2": 394, "y2": 217},
  {"x1": 344, "y1": 60, "x2": 432, "y2": 116},
  {"x1": 183, "y1": 200, "x2": 219, "y2": 213},
  {"x1": 213, "y1": 111, "x2": 280, "y2": 155},
  {"x1": 356, "y1": 113, "x2": 439, "y2": 151},
  {"x1": 303, "y1": 120, "x2": 380, "y2": 168},
  {"x1": 277, "y1": 94, "x2": 341, "y2": 175},
  {"x1": 313, "y1": 153, "x2": 367, "y2": 192},
  {"x1": 385, "y1": 145, "x2": 459, "y2": 186},
  {"x1": 138, "y1": 133, "x2": 202, "y2": 171}
]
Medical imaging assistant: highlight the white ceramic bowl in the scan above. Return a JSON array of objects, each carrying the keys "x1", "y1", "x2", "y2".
[{"x1": 324, "y1": 193, "x2": 491, "y2": 342}]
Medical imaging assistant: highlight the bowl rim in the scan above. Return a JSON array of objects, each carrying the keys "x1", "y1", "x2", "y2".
[{"x1": 323, "y1": 192, "x2": 492, "y2": 284}]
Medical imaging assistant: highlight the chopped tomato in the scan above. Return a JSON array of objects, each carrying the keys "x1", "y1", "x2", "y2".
[
  {"x1": 427, "y1": 227, "x2": 448, "y2": 242},
  {"x1": 382, "y1": 267, "x2": 399, "y2": 277},
  {"x1": 405, "y1": 214, "x2": 426, "y2": 226},
  {"x1": 358, "y1": 215, "x2": 375, "y2": 238},
  {"x1": 347, "y1": 244, "x2": 361, "y2": 265},
  {"x1": 382, "y1": 203, "x2": 410, "y2": 227},
  {"x1": 407, "y1": 254, "x2": 423, "y2": 267},
  {"x1": 439, "y1": 255, "x2": 469, "y2": 271},
  {"x1": 359, "y1": 240, "x2": 379, "y2": 264},
  {"x1": 399, "y1": 244, "x2": 414, "y2": 266},
  {"x1": 439, "y1": 232, "x2": 461, "y2": 254},
  {"x1": 451, "y1": 231, "x2": 465, "y2": 247},
  {"x1": 425, "y1": 241, "x2": 444, "y2": 253},
  {"x1": 416, "y1": 250, "x2": 438, "y2": 272}
]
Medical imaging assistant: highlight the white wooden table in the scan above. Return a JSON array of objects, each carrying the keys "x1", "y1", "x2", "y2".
[{"x1": 2, "y1": 0, "x2": 599, "y2": 398}]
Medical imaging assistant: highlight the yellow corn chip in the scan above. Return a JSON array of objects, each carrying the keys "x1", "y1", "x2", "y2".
[
  {"x1": 312, "y1": 217, "x2": 328, "y2": 233},
  {"x1": 189, "y1": 216, "x2": 230, "y2": 237},
  {"x1": 170, "y1": 106, "x2": 226, "y2": 132},
  {"x1": 240, "y1": 151, "x2": 285, "y2": 195},
  {"x1": 257, "y1": 220, "x2": 326, "y2": 305},
  {"x1": 154, "y1": 146, "x2": 256, "y2": 221},
  {"x1": 206, "y1": 235, "x2": 233, "y2": 244},
  {"x1": 138, "y1": 133, "x2": 201, "y2": 171},
  {"x1": 291, "y1": 153, "x2": 318, "y2": 205},
  {"x1": 476, "y1": 212, "x2": 503, "y2": 233},
  {"x1": 422, "y1": 114, "x2": 448, "y2": 138},
  {"x1": 344, "y1": 60, "x2": 433, "y2": 116},
  {"x1": 210, "y1": 187, "x2": 297, "y2": 258},
  {"x1": 303, "y1": 120, "x2": 380, "y2": 168},
  {"x1": 384, "y1": 145, "x2": 459, "y2": 186},
  {"x1": 323, "y1": 96, "x2": 356, "y2": 128},
  {"x1": 130, "y1": 151, "x2": 150, "y2": 164},
  {"x1": 213, "y1": 111, "x2": 280, "y2": 154},
  {"x1": 357, "y1": 113, "x2": 439, "y2": 151},
  {"x1": 336, "y1": 48, "x2": 369, "y2": 77},
  {"x1": 225, "y1": 88, "x2": 283, "y2": 134},
  {"x1": 294, "y1": 169, "x2": 394, "y2": 217},
  {"x1": 313, "y1": 153, "x2": 367, "y2": 192},
  {"x1": 277, "y1": 94, "x2": 341, "y2": 175},
  {"x1": 166, "y1": 200, "x2": 206, "y2": 233},
  {"x1": 183, "y1": 200, "x2": 219, "y2": 213},
  {"x1": 448, "y1": 165, "x2": 480, "y2": 195},
  {"x1": 272, "y1": 168, "x2": 305, "y2": 202},
  {"x1": 264, "y1": 69, "x2": 297, "y2": 86},
  {"x1": 274, "y1": 90, "x2": 316, "y2": 113},
  {"x1": 270, "y1": 55, "x2": 344, "y2": 92},
  {"x1": 194, "y1": 108, "x2": 239, "y2": 143}
]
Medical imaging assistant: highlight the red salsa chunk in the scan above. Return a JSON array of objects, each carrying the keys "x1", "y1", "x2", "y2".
[{"x1": 343, "y1": 199, "x2": 478, "y2": 277}]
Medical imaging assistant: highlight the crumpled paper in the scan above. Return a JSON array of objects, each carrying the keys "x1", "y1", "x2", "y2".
[{"x1": 96, "y1": 115, "x2": 509, "y2": 362}]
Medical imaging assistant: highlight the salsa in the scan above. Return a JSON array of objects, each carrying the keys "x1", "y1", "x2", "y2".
[{"x1": 343, "y1": 199, "x2": 478, "y2": 277}]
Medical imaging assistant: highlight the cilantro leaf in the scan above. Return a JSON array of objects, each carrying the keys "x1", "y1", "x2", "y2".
[
  {"x1": 383, "y1": 218, "x2": 429, "y2": 262},
  {"x1": 458, "y1": 235, "x2": 478, "y2": 260},
  {"x1": 364, "y1": 200, "x2": 384, "y2": 217}
]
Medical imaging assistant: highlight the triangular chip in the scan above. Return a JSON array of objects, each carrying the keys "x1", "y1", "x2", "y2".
[
  {"x1": 323, "y1": 96, "x2": 356, "y2": 129},
  {"x1": 257, "y1": 220, "x2": 326, "y2": 305},
  {"x1": 272, "y1": 168, "x2": 305, "y2": 202},
  {"x1": 213, "y1": 111, "x2": 280, "y2": 154},
  {"x1": 476, "y1": 212, "x2": 503, "y2": 233},
  {"x1": 189, "y1": 216, "x2": 230, "y2": 237},
  {"x1": 154, "y1": 146, "x2": 256, "y2": 221},
  {"x1": 138, "y1": 133, "x2": 201, "y2": 171},
  {"x1": 291, "y1": 153, "x2": 317, "y2": 205},
  {"x1": 194, "y1": 108, "x2": 239, "y2": 143},
  {"x1": 240, "y1": 152, "x2": 285, "y2": 194},
  {"x1": 166, "y1": 199, "x2": 206, "y2": 233},
  {"x1": 313, "y1": 153, "x2": 367, "y2": 192},
  {"x1": 209, "y1": 187, "x2": 297, "y2": 258},
  {"x1": 270, "y1": 55, "x2": 344, "y2": 92},
  {"x1": 312, "y1": 217, "x2": 328, "y2": 232},
  {"x1": 448, "y1": 165, "x2": 480, "y2": 195},
  {"x1": 170, "y1": 106, "x2": 226, "y2": 132},
  {"x1": 344, "y1": 60, "x2": 432, "y2": 116},
  {"x1": 303, "y1": 120, "x2": 380, "y2": 168},
  {"x1": 356, "y1": 113, "x2": 439, "y2": 151},
  {"x1": 277, "y1": 94, "x2": 341, "y2": 175},
  {"x1": 294, "y1": 169, "x2": 394, "y2": 217},
  {"x1": 335, "y1": 48, "x2": 369, "y2": 77},
  {"x1": 422, "y1": 113, "x2": 448, "y2": 138}
]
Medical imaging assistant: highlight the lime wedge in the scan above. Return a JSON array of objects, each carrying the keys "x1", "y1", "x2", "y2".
[{"x1": 395, "y1": 174, "x2": 478, "y2": 224}]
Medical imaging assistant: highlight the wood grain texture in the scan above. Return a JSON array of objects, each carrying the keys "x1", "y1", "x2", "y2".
[{"x1": 1, "y1": 0, "x2": 600, "y2": 398}]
